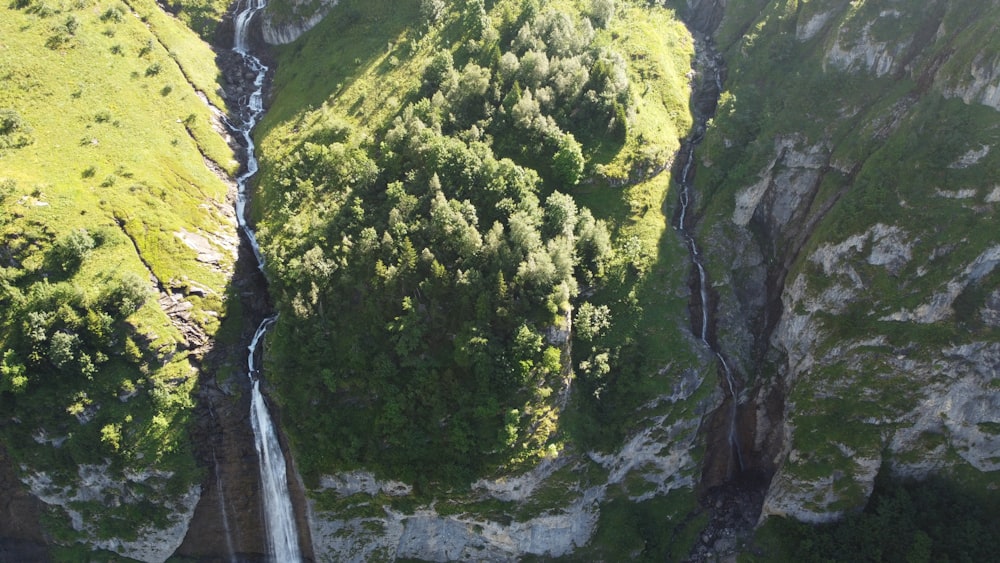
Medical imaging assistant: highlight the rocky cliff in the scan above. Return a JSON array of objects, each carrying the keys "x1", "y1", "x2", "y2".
[
  {"x1": 694, "y1": 0, "x2": 1000, "y2": 524},
  {"x1": 261, "y1": 0, "x2": 339, "y2": 44},
  {"x1": 304, "y1": 367, "x2": 710, "y2": 562}
]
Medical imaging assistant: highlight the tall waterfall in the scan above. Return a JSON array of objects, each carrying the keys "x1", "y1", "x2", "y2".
[
  {"x1": 229, "y1": 1, "x2": 303, "y2": 560},
  {"x1": 674, "y1": 42, "x2": 745, "y2": 477}
]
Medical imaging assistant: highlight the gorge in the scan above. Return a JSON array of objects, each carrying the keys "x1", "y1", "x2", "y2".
[
  {"x1": 2, "y1": 0, "x2": 1000, "y2": 561},
  {"x1": 232, "y1": 0, "x2": 303, "y2": 557}
]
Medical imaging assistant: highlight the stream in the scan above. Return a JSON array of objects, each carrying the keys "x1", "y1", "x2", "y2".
[
  {"x1": 229, "y1": 0, "x2": 303, "y2": 560},
  {"x1": 674, "y1": 31, "x2": 768, "y2": 561},
  {"x1": 675, "y1": 38, "x2": 745, "y2": 480}
]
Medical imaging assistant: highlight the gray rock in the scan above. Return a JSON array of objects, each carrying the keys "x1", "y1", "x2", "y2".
[{"x1": 262, "y1": 0, "x2": 340, "y2": 45}]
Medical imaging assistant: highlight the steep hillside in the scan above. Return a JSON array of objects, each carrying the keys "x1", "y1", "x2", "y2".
[
  {"x1": 0, "y1": 0, "x2": 239, "y2": 557},
  {"x1": 252, "y1": 0, "x2": 729, "y2": 559},
  {"x1": 689, "y1": 0, "x2": 1000, "y2": 529}
]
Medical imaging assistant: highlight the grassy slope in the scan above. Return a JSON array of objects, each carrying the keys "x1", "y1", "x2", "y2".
[{"x1": 0, "y1": 0, "x2": 236, "y2": 545}]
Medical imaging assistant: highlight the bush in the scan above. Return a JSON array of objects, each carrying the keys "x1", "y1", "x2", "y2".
[
  {"x1": 101, "y1": 6, "x2": 124, "y2": 22},
  {"x1": 49, "y1": 229, "x2": 96, "y2": 274},
  {"x1": 590, "y1": 0, "x2": 614, "y2": 28},
  {"x1": 0, "y1": 178, "x2": 15, "y2": 205},
  {"x1": 0, "y1": 109, "x2": 34, "y2": 150},
  {"x1": 47, "y1": 331, "x2": 79, "y2": 370},
  {"x1": 103, "y1": 273, "x2": 150, "y2": 317},
  {"x1": 552, "y1": 133, "x2": 584, "y2": 186},
  {"x1": 0, "y1": 350, "x2": 28, "y2": 394},
  {"x1": 419, "y1": 0, "x2": 445, "y2": 26}
]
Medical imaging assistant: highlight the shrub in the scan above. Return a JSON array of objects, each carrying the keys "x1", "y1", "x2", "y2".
[
  {"x1": 49, "y1": 229, "x2": 96, "y2": 274},
  {"x1": 48, "y1": 330, "x2": 79, "y2": 370},
  {"x1": 0, "y1": 178, "x2": 15, "y2": 204},
  {"x1": 0, "y1": 109, "x2": 34, "y2": 150},
  {"x1": 0, "y1": 350, "x2": 28, "y2": 394},
  {"x1": 552, "y1": 133, "x2": 584, "y2": 186},
  {"x1": 103, "y1": 273, "x2": 150, "y2": 317},
  {"x1": 100, "y1": 6, "x2": 124, "y2": 22},
  {"x1": 590, "y1": 0, "x2": 614, "y2": 28},
  {"x1": 419, "y1": 0, "x2": 445, "y2": 25}
]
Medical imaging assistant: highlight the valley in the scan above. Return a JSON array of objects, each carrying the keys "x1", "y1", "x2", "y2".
[{"x1": 1, "y1": 0, "x2": 999, "y2": 561}]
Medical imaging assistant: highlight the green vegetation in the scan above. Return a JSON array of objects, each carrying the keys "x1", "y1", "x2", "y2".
[
  {"x1": 553, "y1": 486, "x2": 705, "y2": 561},
  {"x1": 683, "y1": 0, "x2": 1000, "y2": 538},
  {"x1": 256, "y1": 0, "x2": 702, "y2": 491},
  {"x1": 154, "y1": 0, "x2": 233, "y2": 40},
  {"x1": 0, "y1": 0, "x2": 235, "y2": 545},
  {"x1": 752, "y1": 473, "x2": 1000, "y2": 562}
]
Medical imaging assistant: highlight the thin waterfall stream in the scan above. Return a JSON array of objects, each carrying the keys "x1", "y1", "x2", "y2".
[
  {"x1": 674, "y1": 38, "x2": 745, "y2": 478},
  {"x1": 227, "y1": 0, "x2": 303, "y2": 560},
  {"x1": 211, "y1": 449, "x2": 237, "y2": 562}
]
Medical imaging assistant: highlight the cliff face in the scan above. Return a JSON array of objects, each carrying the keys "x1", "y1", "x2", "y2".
[
  {"x1": 306, "y1": 368, "x2": 710, "y2": 562},
  {"x1": 261, "y1": 0, "x2": 339, "y2": 44},
  {"x1": 696, "y1": 0, "x2": 1000, "y2": 523}
]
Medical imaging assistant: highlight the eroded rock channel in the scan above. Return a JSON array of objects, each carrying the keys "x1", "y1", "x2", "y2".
[
  {"x1": 670, "y1": 1, "x2": 778, "y2": 558},
  {"x1": 175, "y1": 2, "x2": 312, "y2": 560}
]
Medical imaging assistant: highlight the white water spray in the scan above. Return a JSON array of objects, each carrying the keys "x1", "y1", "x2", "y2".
[{"x1": 229, "y1": 1, "x2": 303, "y2": 560}]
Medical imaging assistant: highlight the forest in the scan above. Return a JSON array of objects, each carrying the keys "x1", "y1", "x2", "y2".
[{"x1": 257, "y1": 0, "x2": 670, "y2": 486}]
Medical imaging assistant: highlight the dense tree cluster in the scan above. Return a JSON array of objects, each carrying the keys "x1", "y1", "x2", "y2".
[
  {"x1": 757, "y1": 475, "x2": 1000, "y2": 562},
  {"x1": 258, "y1": 5, "x2": 627, "y2": 484},
  {"x1": 1, "y1": 231, "x2": 148, "y2": 390},
  {"x1": 425, "y1": 4, "x2": 631, "y2": 181}
]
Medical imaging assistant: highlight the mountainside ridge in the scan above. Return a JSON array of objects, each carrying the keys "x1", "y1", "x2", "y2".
[{"x1": 694, "y1": 0, "x2": 1000, "y2": 527}]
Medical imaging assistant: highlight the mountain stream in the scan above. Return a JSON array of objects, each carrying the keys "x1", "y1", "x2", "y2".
[
  {"x1": 675, "y1": 40, "x2": 745, "y2": 480},
  {"x1": 229, "y1": 0, "x2": 303, "y2": 560}
]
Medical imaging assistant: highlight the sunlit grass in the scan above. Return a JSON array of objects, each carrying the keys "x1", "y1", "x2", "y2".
[{"x1": 0, "y1": 0, "x2": 236, "y2": 542}]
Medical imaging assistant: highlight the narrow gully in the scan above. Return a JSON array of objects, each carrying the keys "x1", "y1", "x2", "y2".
[
  {"x1": 228, "y1": 0, "x2": 304, "y2": 560},
  {"x1": 211, "y1": 449, "x2": 237, "y2": 563},
  {"x1": 673, "y1": 39, "x2": 746, "y2": 480},
  {"x1": 674, "y1": 6, "x2": 773, "y2": 557}
]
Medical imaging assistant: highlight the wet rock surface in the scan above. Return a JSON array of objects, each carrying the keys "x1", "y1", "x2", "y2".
[
  {"x1": 672, "y1": 1, "x2": 775, "y2": 557},
  {"x1": 177, "y1": 3, "x2": 316, "y2": 558},
  {"x1": 688, "y1": 477, "x2": 767, "y2": 562},
  {"x1": 0, "y1": 448, "x2": 48, "y2": 561},
  {"x1": 173, "y1": 169, "x2": 277, "y2": 560}
]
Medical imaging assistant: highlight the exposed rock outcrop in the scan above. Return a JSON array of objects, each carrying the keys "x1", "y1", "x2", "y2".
[
  {"x1": 23, "y1": 464, "x2": 200, "y2": 563},
  {"x1": 940, "y1": 51, "x2": 1000, "y2": 111},
  {"x1": 758, "y1": 226, "x2": 1000, "y2": 521},
  {"x1": 698, "y1": 0, "x2": 1000, "y2": 529},
  {"x1": 825, "y1": 10, "x2": 908, "y2": 77},
  {"x1": 308, "y1": 367, "x2": 711, "y2": 562},
  {"x1": 261, "y1": 0, "x2": 339, "y2": 45}
]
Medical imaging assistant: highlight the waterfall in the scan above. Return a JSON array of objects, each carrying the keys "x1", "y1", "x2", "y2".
[
  {"x1": 212, "y1": 450, "x2": 237, "y2": 563},
  {"x1": 229, "y1": 0, "x2": 303, "y2": 560},
  {"x1": 674, "y1": 40, "x2": 745, "y2": 476}
]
